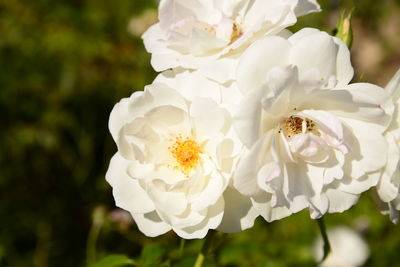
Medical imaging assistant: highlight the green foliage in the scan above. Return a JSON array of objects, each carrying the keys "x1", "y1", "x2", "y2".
[
  {"x1": 88, "y1": 254, "x2": 137, "y2": 267},
  {"x1": 138, "y1": 244, "x2": 166, "y2": 266},
  {"x1": 0, "y1": 0, "x2": 157, "y2": 266}
]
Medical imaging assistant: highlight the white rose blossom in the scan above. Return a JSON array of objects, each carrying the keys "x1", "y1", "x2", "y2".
[
  {"x1": 142, "y1": 0, "x2": 320, "y2": 83},
  {"x1": 377, "y1": 68, "x2": 400, "y2": 223},
  {"x1": 106, "y1": 76, "x2": 258, "y2": 239},
  {"x1": 233, "y1": 28, "x2": 394, "y2": 221}
]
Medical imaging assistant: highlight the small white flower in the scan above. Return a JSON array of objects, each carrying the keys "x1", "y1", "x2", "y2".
[
  {"x1": 313, "y1": 226, "x2": 369, "y2": 267},
  {"x1": 142, "y1": 0, "x2": 320, "y2": 83},
  {"x1": 233, "y1": 28, "x2": 393, "y2": 221},
  {"x1": 377, "y1": 68, "x2": 400, "y2": 223},
  {"x1": 106, "y1": 75, "x2": 258, "y2": 238}
]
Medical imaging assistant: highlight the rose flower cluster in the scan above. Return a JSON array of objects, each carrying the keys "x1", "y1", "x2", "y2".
[{"x1": 106, "y1": 0, "x2": 400, "y2": 239}]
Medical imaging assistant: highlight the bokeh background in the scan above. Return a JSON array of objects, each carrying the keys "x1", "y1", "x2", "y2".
[{"x1": 1, "y1": 0, "x2": 400, "y2": 266}]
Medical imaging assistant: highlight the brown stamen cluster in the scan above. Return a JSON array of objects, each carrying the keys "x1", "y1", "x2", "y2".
[{"x1": 279, "y1": 116, "x2": 319, "y2": 138}]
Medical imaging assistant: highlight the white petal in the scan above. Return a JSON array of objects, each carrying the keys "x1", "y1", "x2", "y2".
[
  {"x1": 276, "y1": 132, "x2": 297, "y2": 163},
  {"x1": 342, "y1": 119, "x2": 388, "y2": 174},
  {"x1": 151, "y1": 51, "x2": 182, "y2": 71},
  {"x1": 217, "y1": 187, "x2": 259, "y2": 233},
  {"x1": 233, "y1": 88, "x2": 264, "y2": 147},
  {"x1": 265, "y1": 65, "x2": 299, "y2": 97},
  {"x1": 251, "y1": 193, "x2": 292, "y2": 222},
  {"x1": 300, "y1": 110, "x2": 344, "y2": 142},
  {"x1": 131, "y1": 211, "x2": 171, "y2": 237},
  {"x1": 121, "y1": 119, "x2": 161, "y2": 162},
  {"x1": 198, "y1": 56, "x2": 239, "y2": 83},
  {"x1": 216, "y1": 135, "x2": 241, "y2": 165},
  {"x1": 158, "y1": 0, "x2": 201, "y2": 31},
  {"x1": 257, "y1": 161, "x2": 282, "y2": 194},
  {"x1": 325, "y1": 189, "x2": 359, "y2": 213},
  {"x1": 288, "y1": 28, "x2": 353, "y2": 86},
  {"x1": 377, "y1": 133, "x2": 400, "y2": 202},
  {"x1": 190, "y1": 97, "x2": 225, "y2": 142},
  {"x1": 106, "y1": 153, "x2": 155, "y2": 214},
  {"x1": 218, "y1": 0, "x2": 249, "y2": 18},
  {"x1": 243, "y1": 0, "x2": 296, "y2": 30},
  {"x1": 295, "y1": 0, "x2": 321, "y2": 16},
  {"x1": 146, "y1": 83, "x2": 189, "y2": 112},
  {"x1": 377, "y1": 174, "x2": 399, "y2": 203},
  {"x1": 155, "y1": 69, "x2": 222, "y2": 103},
  {"x1": 236, "y1": 36, "x2": 291, "y2": 93},
  {"x1": 109, "y1": 91, "x2": 143, "y2": 142},
  {"x1": 189, "y1": 27, "x2": 227, "y2": 55},
  {"x1": 322, "y1": 150, "x2": 345, "y2": 184},
  {"x1": 174, "y1": 197, "x2": 225, "y2": 239},
  {"x1": 287, "y1": 27, "x2": 321, "y2": 43},
  {"x1": 308, "y1": 193, "x2": 329, "y2": 219},
  {"x1": 300, "y1": 89, "x2": 353, "y2": 112},
  {"x1": 166, "y1": 207, "x2": 206, "y2": 229},
  {"x1": 286, "y1": 163, "x2": 324, "y2": 201},
  {"x1": 305, "y1": 164, "x2": 325, "y2": 195},
  {"x1": 191, "y1": 171, "x2": 225, "y2": 211},
  {"x1": 257, "y1": 161, "x2": 289, "y2": 208},
  {"x1": 335, "y1": 171, "x2": 380, "y2": 195},
  {"x1": 145, "y1": 105, "x2": 191, "y2": 137},
  {"x1": 290, "y1": 30, "x2": 339, "y2": 82},
  {"x1": 289, "y1": 134, "x2": 329, "y2": 162},
  {"x1": 149, "y1": 165, "x2": 186, "y2": 187},
  {"x1": 386, "y1": 68, "x2": 400, "y2": 101},
  {"x1": 303, "y1": 86, "x2": 392, "y2": 134},
  {"x1": 346, "y1": 83, "x2": 394, "y2": 125},
  {"x1": 142, "y1": 23, "x2": 166, "y2": 53},
  {"x1": 333, "y1": 36, "x2": 354, "y2": 87},
  {"x1": 220, "y1": 81, "x2": 244, "y2": 114},
  {"x1": 233, "y1": 134, "x2": 272, "y2": 195},
  {"x1": 147, "y1": 185, "x2": 188, "y2": 216}
]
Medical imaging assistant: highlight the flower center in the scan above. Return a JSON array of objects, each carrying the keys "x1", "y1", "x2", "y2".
[
  {"x1": 281, "y1": 116, "x2": 319, "y2": 138},
  {"x1": 169, "y1": 135, "x2": 203, "y2": 176},
  {"x1": 230, "y1": 22, "x2": 243, "y2": 43},
  {"x1": 203, "y1": 25, "x2": 216, "y2": 35}
]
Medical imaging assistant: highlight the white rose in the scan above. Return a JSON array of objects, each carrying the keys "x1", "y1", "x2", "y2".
[
  {"x1": 377, "y1": 68, "x2": 400, "y2": 224},
  {"x1": 233, "y1": 28, "x2": 393, "y2": 221},
  {"x1": 142, "y1": 0, "x2": 320, "y2": 83},
  {"x1": 106, "y1": 76, "x2": 258, "y2": 238}
]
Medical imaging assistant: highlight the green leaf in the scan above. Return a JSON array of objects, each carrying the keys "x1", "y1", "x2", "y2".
[
  {"x1": 334, "y1": 9, "x2": 354, "y2": 48},
  {"x1": 87, "y1": 254, "x2": 137, "y2": 267},
  {"x1": 139, "y1": 244, "x2": 166, "y2": 266}
]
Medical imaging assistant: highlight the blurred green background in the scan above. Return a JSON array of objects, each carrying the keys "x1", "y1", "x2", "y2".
[{"x1": 0, "y1": 0, "x2": 399, "y2": 266}]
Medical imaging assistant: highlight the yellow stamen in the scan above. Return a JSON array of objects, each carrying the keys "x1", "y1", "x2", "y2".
[
  {"x1": 230, "y1": 22, "x2": 243, "y2": 44},
  {"x1": 168, "y1": 135, "x2": 202, "y2": 176}
]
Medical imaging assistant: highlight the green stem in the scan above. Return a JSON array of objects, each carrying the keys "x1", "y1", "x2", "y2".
[
  {"x1": 316, "y1": 217, "x2": 331, "y2": 263},
  {"x1": 193, "y1": 230, "x2": 217, "y2": 267},
  {"x1": 86, "y1": 207, "x2": 105, "y2": 264},
  {"x1": 179, "y1": 239, "x2": 186, "y2": 258}
]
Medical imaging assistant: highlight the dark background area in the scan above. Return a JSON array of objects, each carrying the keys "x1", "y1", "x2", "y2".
[{"x1": 1, "y1": 0, "x2": 399, "y2": 266}]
